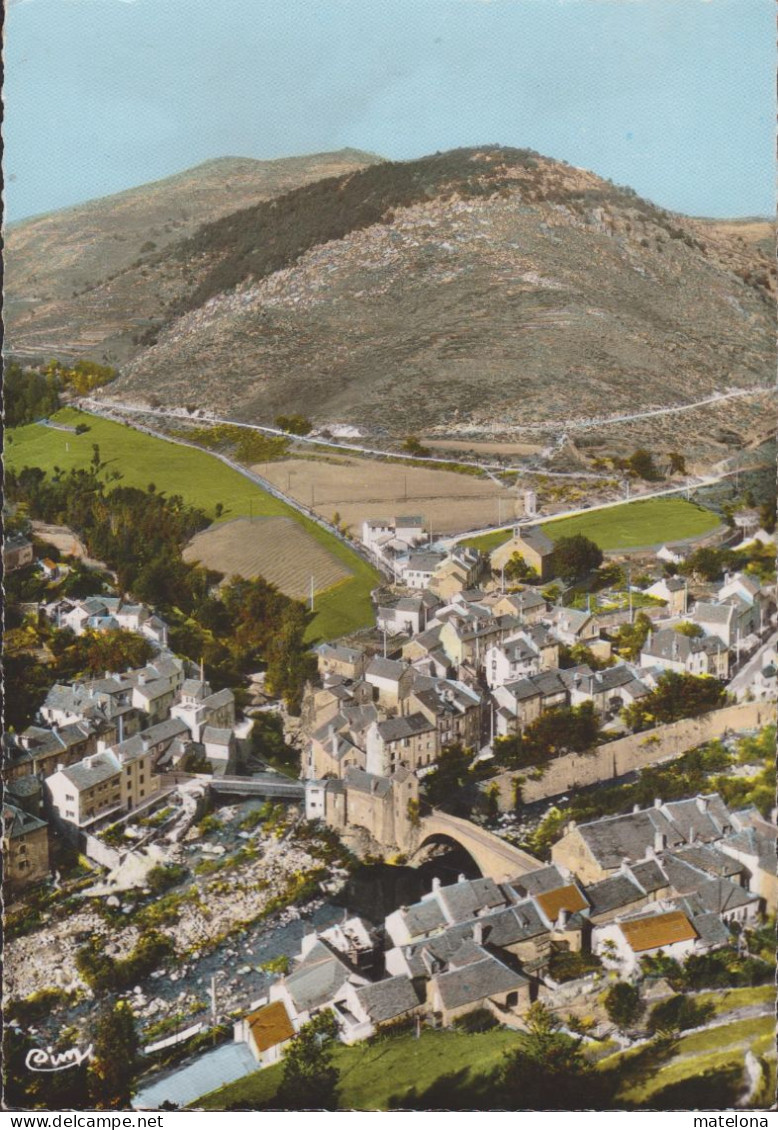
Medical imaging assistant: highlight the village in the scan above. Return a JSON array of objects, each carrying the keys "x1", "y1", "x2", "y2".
[{"x1": 2, "y1": 494, "x2": 776, "y2": 1109}]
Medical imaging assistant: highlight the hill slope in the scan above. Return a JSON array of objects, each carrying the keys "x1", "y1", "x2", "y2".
[
  {"x1": 114, "y1": 147, "x2": 774, "y2": 447},
  {"x1": 4, "y1": 149, "x2": 381, "y2": 362},
  {"x1": 6, "y1": 146, "x2": 775, "y2": 454}
]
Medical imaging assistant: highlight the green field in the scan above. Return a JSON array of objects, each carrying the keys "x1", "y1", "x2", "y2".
[
  {"x1": 5, "y1": 409, "x2": 379, "y2": 641},
  {"x1": 193, "y1": 1009, "x2": 776, "y2": 1111},
  {"x1": 194, "y1": 1026, "x2": 523, "y2": 1111},
  {"x1": 599, "y1": 1013, "x2": 775, "y2": 1109},
  {"x1": 463, "y1": 496, "x2": 721, "y2": 555}
]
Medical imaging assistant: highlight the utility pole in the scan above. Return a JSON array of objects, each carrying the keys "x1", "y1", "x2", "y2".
[{"x1": 310, "y1": 575, "x2": 315, "y2": 612}]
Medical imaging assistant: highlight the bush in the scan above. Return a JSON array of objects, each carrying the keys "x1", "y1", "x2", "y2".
[
  {"x1": 647, "y1": 994, "x2": 714, "y2": 1035},
  {"x1": 453, "y1": 1008, "x2": 498, "y2": 1033},
  {"x1": 146, "y1": 863, "x2": 188, "y2": 895}
]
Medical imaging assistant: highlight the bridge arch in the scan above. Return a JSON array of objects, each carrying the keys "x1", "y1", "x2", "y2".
[{"x1": 410, "y1": 810, "x2": 541, "y2": 884}]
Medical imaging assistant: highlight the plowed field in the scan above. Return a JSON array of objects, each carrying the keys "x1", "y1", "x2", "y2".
[{"x1": 183, "y1": 516, "x2": 352, "y2": 599}]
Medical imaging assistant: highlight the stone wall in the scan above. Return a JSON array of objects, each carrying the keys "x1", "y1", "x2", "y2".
[{"x1": 490, "y1": 700, "x2": 776, "y2": 810}]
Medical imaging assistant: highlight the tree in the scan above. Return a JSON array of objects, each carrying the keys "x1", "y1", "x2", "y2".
[
  {"x1": 622, "y1": 670, "x2": 727, "y2": 732},
  {"x1": 402, "y1": 435, "x2": 431, "y2": 457},
  {"x1": 758, "y1": 501, "x2": 776, "y2": 534},
  {"x1": 612, "y1": 610, "x2": 653, "y2": 661},
  {"x1": 87, "y1": 1001, "x2": 139, "y2": 1109},
  {"x1": 424, "y1": 742, "x2": 473, "y2": 807},
  {"x1": 275, "y1": 1010, "x2": 340, "y2": 1110},
  {"x1": 675, "y1": 621, "x2": 704, "y2": 638},
  {"x1": 503, "y1": 552, "x2": 539, "y2": 584},
  {"x1": 604, "y1": 982, "x2": 643, "y2": 1032},
  {"x1": 626, "y1": 448, "x2": 662, "y2": 481},
  {"x1": 552, "y1": 535, "x2": 603, "y2": 584},
  {"x1": 500, "y1": 1001, "x2": 609, "y2": 1109},
  {"x1": 668, "y1": 451, "x2": 686, "y2": 475},
  {"x1": 680, "y1": 546, "x2": 725, "y2": 582}
]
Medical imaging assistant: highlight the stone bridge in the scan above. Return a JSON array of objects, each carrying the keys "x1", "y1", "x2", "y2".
[
  {"x1": 411, "y1": 809, "x2": 541, "y2": 883},
  {"x1": 208, "y1": 774, "x2": 306, "y2": 801}
]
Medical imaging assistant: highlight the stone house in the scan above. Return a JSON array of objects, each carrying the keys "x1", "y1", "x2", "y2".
[
  {"x1": 549, "y1": 608, "x2": 600, "y2": 647},
  {"x1": 315, "y1": 643, "x2": 368, "y2": 681},
  {"x1": 365, "y1": 714, "x2": 438, "y2": 776},
  {"x1": 407, "y1": 676, "x2": 482, "y2": 754},
  {"x1": 234, "y1": 1000, "x2": 295, "y2": 1067},
  {"x1": 492, "y1": 669, "x2": 569, "y2": 736},
  {"x1": 364, "y1": 657, "x2": 414, "y2": 709},
  {"x1": 640, "y1": 628, "x2": 730, "y2": 680},
  {"x1": 377, "y1": 598, "x2": 427, "y2": 638},
  {"x1": 644, "y1": 576, "x2": 688, "y2": 616},
  {"x1": 3, "y1": 533, "x2": 35, "y2": 572},
  {"x1": 491, "y1": 526, "x2": 556, "y2": 581},
  {"x1": 171, "y1": 680, "x2": 235, "y2": 742},
  {"x1": 401, "y1": 552, "x2": 445, "y2": 591},
  {"x1": 429, "y1": 548, "x2": 483, "y2": 600},
  {"x1": 593, "y1": 908, "x2": 700, "y2": 978},
  {"x1": 551, "y1": 795, "x2": 736, "y2": 884},
  {"x1": 426, "y1": 942, "x2": 532, "y2": 1026},
  {"x1": 491, "y1": 590, "x2": 548, "y2": 624},
  {"x1": 4, "y1": 721, "x2": 96, "y2": 782},
  {"x1": 3, "y1": 803, "x2": 50, "y2": 893}
]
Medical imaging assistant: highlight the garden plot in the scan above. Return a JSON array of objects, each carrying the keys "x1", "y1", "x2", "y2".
[
  {"x1": 183, "y1": 516, "x2": 352, "y2": 599},
  {"x1": 252, "y1": 456, "x2": 513, "y2": 536}
]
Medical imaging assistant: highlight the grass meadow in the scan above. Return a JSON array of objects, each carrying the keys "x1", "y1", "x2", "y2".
[{"x1": 6, "y1": 408, "x2": 379, "y2": 641}]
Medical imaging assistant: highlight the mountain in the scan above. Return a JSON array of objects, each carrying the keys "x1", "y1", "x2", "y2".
[
  {"x1": 4, "y1": 149, "x2": 381, "y2": 362},
  {"x1": 6, "y1": 147, "x2": 775, "y2": 454}
]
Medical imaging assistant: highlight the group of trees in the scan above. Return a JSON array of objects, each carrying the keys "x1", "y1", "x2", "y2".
[
  {"x1": 6, "y1": 463, "x2": 317, "y2": 714},
  {"x1": 275, "y1": 414, "x2": 312, "y2": 436},
  {"x1": 6, "y1": 360, "x2": 117, "y2": 427},
  {"x1": 493, "y1": 702, "x2": 600, "y2": 770},
  {"x1": 621, "y1": 670, "x2": 728, "y2": 732},
  {"x1": 551, "y1": 534, "x2": 603, "y2": 584}
]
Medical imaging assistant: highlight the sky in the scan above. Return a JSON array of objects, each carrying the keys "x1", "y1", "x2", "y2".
[{"x1": 4, "y1": 0, "x2": 775, "y2": 222}]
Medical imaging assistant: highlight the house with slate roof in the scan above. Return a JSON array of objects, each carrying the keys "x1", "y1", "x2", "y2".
[
  {"x1": 3, "y1": 533, "x2": 35, "y2": 572},
  {"x1": 640, "y1": 627, "x2": 730, "y2": 679},
  {"x1": 551, "y1": 795, "x2": 736, "y2": 884},
  {"x1": 3, "y1": 803, "x2": 50, "y2": 892},
  {"x1": 491, "y1": 526, "x2": 556, "y2": 581},
  {"x1": 426, "y1": 942, "x2": 532, "y2": 1026}
]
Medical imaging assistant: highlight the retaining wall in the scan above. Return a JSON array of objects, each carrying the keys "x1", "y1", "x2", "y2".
[{"x1": 491, "y1": 700, "x2": 776, "y2": 809}]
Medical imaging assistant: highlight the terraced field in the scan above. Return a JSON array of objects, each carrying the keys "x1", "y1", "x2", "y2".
[{"x1": 183, "y1": 516, "x2": 352, "y2": 600}]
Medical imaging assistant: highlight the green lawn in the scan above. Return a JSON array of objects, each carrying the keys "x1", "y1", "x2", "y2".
[
  {"x1": 463, "y1": 496, "x2": 721, "y2": 555},
  {"x1": 6, "y1": 409, "x2": 379, "y2": 641},
  {"x1": 599, "y1": 1013, "x2": 775, "y2": 1108},
  {"x1": 195, "y1": 1027, "x2": 524, "y2": 1111},
  {"x1": 693, "y1": 984, "x2": 774, "y2": 1017}
]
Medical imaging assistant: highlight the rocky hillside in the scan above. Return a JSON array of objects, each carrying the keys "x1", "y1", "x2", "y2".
[
  {"x1": 7, "y1": 147, "x2": 775, "y2": 451},
  {"x1": 4, "y1": 149, "x2": 380, "y2": 362}
]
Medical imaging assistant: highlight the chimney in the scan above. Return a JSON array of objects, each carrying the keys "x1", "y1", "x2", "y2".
[
  {"x1": 696, "y1": 796, "x2": 708, "y2": 814},
  {"x1": 473, "y1": 921, "x2": 484, "y2": 945},
  {"x1": 432, "y1": 877, "x2": 441, "y2": 892},
  {"x1": 632, "y1": 803, "x2": 641, "y2": 813},
  {"x1": 83, "y1": 756, "x2": 93, "y2": 769},
  {"x1": 458, "y1": 873, "x2": 466, "y2": 883},
  {"x1": 654, "y1": 831, "x2": 666, "y2": 853},
  {"x1": 57, "y1": 762, "x2": 65, "y2": 772},
  {"x1": 654, "y1": 797, "x2": 662, "y2": 808},
  {"x1": 555, "y1": 908, "x2": 570, "y2": 930}
]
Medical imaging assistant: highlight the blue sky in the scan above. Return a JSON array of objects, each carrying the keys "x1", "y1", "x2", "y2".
[{"x1": 4, "y1": 0, "x2": 774, "y2": 222}]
